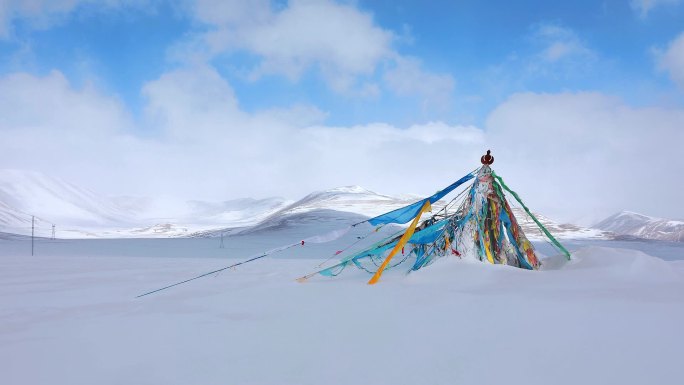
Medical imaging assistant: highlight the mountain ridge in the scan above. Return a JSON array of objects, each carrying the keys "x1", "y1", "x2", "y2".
[
  {"x1": 595, "y1": 211, "x2": 684, "y2": 242},
  {"x1": 0, "y1": 169, "x2": 625, "y2": 241}
]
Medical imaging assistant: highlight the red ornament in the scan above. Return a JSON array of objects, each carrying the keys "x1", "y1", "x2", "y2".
[{"x1": 480, "y1": 150, "x2": 494, "y2": 165}]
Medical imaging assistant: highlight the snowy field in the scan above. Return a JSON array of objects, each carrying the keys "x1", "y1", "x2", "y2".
[{"x1": 2, "y1": 236, "x2": 684, "y2": 385}]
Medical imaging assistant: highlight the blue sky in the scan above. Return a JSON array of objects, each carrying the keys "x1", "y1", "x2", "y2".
[
  {"x1": 0, "y1": 0, "x2": 683, "y2": 222},
  {"x1": 2, "y1": 0, "x2": 682, "y2": 125}
]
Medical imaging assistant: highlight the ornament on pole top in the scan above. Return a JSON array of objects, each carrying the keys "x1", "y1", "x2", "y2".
[{"x1": 480, "y1": 150, "x2": 494, "y2": 165}]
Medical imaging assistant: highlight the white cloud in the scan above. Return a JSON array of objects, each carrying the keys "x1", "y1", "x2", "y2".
[
  {"x1": 0, "y1": 70, "x2": 138, "y2": 189},
  {"x1": 0, "y1": 0, "x2": 79, "y2": 38},
  {"x1": 2, "y1": 0, "x2": 456, "y2": 108},
  {"x1": 2, "y1": 70, "x2": 683, "y2": 224},
  {"x1": 193, "y1": 0, "x2": 393, "y2": 90},
  {"x1": 193, "y1": 0, "x2": 271, "y2": 27},
  {"x1": 141, "y1": 66, "x2": 244, "y2": 139},
  {"x1": 656, "y1": 31, "x2": 684, "y2": 90},
  {"x1": 134, "y1": 65, "x2": 475, "y2": 198},
  {"x1": 186, "y1": 0, "x2": 454, "y2": 102},
  {"x1": 486, "y1": 92, "x2": 684, "y2": 223},
  {"x1": 0, "y1": 70, "x2": 130, "y2": 134},
  {"x1": 532, "y1": 24, "x2": 593, "y2": 63},
  {"x1": 630, "y1": 0, "x2": 681, "y2": 18},
  {"x1": 0, "y1": 0, "x2": 149, "y2": 39},
  {"x1": 478, "y1": 24, "x2": 597, "y2": 101},
  {"x1": 383, "y1": 57, "x2": 455, "y2": 111},
  {"x1": 0, "y1": 68, "x2": 476, "y2": 202}
]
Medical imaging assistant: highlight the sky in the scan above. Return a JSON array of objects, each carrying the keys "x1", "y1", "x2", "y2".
[{"x1": 0, "y1": 0, "x2": 683, "y2": 224}]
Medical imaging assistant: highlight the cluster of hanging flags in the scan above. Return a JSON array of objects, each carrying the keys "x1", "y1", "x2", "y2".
[
  {"x1": 296, "y1": 154, "x2": 571, "y2": 285},
  {"x1": 136, "y1": 151, "x2": 571, "y2": 297}
]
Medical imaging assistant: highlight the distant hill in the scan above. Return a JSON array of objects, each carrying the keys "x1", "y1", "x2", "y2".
[
  {"x1": 0, "y1": 169, "x2": 136, "y2": 237},
  {"x1": 0, "y1": 169, "x2": 289, "y2": 238},
  {"x1": 595, "y1": 211, "x2": 684, "y2": 242},
  {"x1": 1, "y1": 169, "x2": 609, "y2": 241},
  {"x1": 218, "y1": 185, "x2": 610, "y2": 241}
]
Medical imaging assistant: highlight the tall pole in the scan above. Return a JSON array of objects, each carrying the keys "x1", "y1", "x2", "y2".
[
  {"x1": 31, "y1": 216, "x2": 35, "y2": 256},
  {"x1": 219, "y1": 232, "x2": 225, "y2": 249},
  {"x1": 51, "y1": 224, "x2": 55, "y2": 240}
]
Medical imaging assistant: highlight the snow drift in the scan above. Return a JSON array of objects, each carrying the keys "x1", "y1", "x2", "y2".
[{"x1": 0, "y1": 240, "x2": 682, "y2": 385}]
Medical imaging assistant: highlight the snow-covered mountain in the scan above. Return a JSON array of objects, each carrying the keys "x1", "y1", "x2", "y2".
[
  {"x1": 0, "y1": 170, "x2": 136, "y2": 236},
  {"x1": 184, "y1": 198, "x2": 289, "y2": 226},
  {"x1": 0, "y1": 200, "x2": 30, "y2": 229},
  {"x1": 0, "y1": 170, "x2": 290, "y2": 238},
  {"x1": 0, "y1": 170, "x2": 608, "y2": 240},
  {"x1": 594, "y1": 211, "x2": 684, "y2": 242},
  {"x1": 511, "y1": 208, "x2": 612, "y2": 240},
  {"x1": 271, "y1": 186, "x2": 416, "y2": 216},
  {"x1": 230, "y1": 185, "x2": 608, "y2": 241},
  {"x1": 232, "y1": 186, "x2": 415, "y2": 236},
  {"x1": 109, "y1": 197, "x2": 292, "y2": 238}
]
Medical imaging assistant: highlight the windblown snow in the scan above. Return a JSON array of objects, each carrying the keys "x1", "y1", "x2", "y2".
[{"x1": 1, "y1": 238, "x2": 683, "y2": 385}]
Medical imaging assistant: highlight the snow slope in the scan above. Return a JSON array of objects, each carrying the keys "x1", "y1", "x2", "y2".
[
  {"x1": 511, "y1": 207, "x2": 612, "y2": 240},
  {"x1": 239, "y1": 185, "x2": 610, "y2": 241},
  {"x1": 269, "y1": 185, "x2": 416, "y2": 217},
  {"x1": 0, "y1": 170, "x2": 290, "y2": 238},
  {"x1": 113, "y1": 197, "x2": 291, "y2": 238},
  {"x1": 235, "y1": 185, "x2": 415, "y2": 235},
  {"x1": 0, "y1": 200, "x2": 30, "y2": 229},
  {"x1": 0, "y1": 169, "x2": 135, "y2": 230},
  {"x1": 0, "y1": 239, "x2": 682, "y2": 385},
  {"x1": 595, "y1": 211, "x2": 684, "y2": 242}
]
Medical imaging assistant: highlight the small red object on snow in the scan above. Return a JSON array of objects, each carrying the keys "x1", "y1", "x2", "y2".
[{"x1": 301, "y1": 240, "x2": 305, "y2": 246}]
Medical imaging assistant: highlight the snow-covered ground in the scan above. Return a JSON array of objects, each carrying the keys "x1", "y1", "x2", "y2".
[{"x1": 1, "y1": 235, "x2": 683, "y2": 385}]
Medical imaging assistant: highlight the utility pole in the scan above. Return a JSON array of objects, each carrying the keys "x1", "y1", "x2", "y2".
[
  {"x1": 31, "y1": 216, "x2": 35, "y2": 256},
  {"x1": 219, "y1": 232, "x2": 225, "y2": 249},
  {"x1": 51, "y1": 224, "x2": 56, "y2": 240}
]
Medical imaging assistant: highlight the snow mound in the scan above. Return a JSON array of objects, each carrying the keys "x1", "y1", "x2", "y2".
[
  {"x1": 406, "y1": 246, "x2": 680, "y2": 286},
  {"x1": 561, "y1": 246, "x2": 679, "y2": 282}
]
